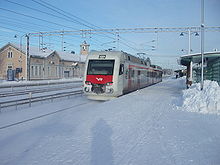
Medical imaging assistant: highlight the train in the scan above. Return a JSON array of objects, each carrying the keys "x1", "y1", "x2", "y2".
[{"x1": 83, "y1": 51, "x2": 162, "y2": 100}]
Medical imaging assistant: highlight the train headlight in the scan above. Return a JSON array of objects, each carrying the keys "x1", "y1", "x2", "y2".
[
  {"x1": 84, "y1": 87, "x2": 90, "y2": 92},
  {"x1": 85, "y1": 81, "x2": 91, "y2": 85},
  {"x1": 106, "y1": 82, "x2": 113, "y2": 86},
  {"x1": 106, "y1": 88, "x2": 114, "y2": 94}
]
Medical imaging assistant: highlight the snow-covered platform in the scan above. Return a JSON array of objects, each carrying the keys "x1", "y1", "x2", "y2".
[{"x1": 0, "y1": 78, "x2": 220, "y2": 165}]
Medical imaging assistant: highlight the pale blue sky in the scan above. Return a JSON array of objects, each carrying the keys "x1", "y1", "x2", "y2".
[{"x1": 0, "y1": 0, "x2": 219, "y2": 69}]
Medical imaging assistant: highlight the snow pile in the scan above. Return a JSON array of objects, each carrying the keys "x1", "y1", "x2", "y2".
[{"x1": 182, "y1": 80, "x2": 220, "y2": 115}]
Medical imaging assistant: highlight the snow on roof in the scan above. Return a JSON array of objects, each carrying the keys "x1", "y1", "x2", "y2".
[
  {"x1": 29, "y1": 47, "x2": 53, "y2": 58},
  {"x1": 6, "y1": 43, "x2": 86, "y2": 62},
  {"x1": 56, "y1": 50, "x2": 87, "y2": 62}
]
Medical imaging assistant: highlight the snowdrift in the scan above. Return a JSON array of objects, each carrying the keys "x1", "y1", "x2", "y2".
[{"x1": 181, "y1": 80, "x2": 220, "y2": 115}]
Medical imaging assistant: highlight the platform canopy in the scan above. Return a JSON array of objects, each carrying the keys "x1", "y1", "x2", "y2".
[{"x1": 180, "y1": 52, "x2": 220, "y2": 66}]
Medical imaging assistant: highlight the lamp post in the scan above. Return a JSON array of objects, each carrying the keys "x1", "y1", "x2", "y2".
[
  {"x1": 14, "y1": 34, "x2": 27, "y2": 80},
  {"x1": 180, "y1": 29, "x2": 199, "y2": 87},
  {"x1": 201, "y1": 0, "x2": 205, "y2": 90},
  {"x1": 26, "y1": 34, "x2": 30, "y2": 81},
  {"x1": 180, "y1": 30, "x2": 199, "y2": 55}
]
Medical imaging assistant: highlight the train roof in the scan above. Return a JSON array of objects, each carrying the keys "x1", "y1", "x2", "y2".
[{"x1": 89, "y1": 50, "x2": 153, "y2": 67}]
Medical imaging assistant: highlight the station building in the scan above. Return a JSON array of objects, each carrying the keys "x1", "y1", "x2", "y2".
[
  {"x1": 0, "y1": 42, "x2": 89, "y2": 80},
  {"x1": 180, "y1": 51, "x2": 220, "y2": 86}
]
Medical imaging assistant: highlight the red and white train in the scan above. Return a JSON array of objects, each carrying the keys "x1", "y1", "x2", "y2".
[{"x1": 83, "y1": 51, "x2": 162, "y2": 100}]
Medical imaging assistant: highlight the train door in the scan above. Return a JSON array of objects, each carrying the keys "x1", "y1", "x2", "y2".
[
  {"x1": 128, "y1": 68, "x2": 133, "y2": 91},
  {"x1": 123, "y1": 63, "x2": 129, "y2": 93},
  {"x1": 137, "y1": 70, "x2": 141, "y2": 89},
  {"x1": 118, "y1": 63, "x2": 124, "y2": 95}
]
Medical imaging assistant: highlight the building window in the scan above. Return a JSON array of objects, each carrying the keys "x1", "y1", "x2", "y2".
[
  {"x1": 8, "y1": 65, "x2": 13, "y2": 70},
  {"x1": 56, "y1": 67, "x2": 59, "y2": 77},
  {"x1": 35, "y1": 66, "x2": 38, "y2": 76},
  {"x1": 39, "y1": 66, "x2": 41, "y2": 76},
  {"x1": 7, "y1": 51, "x2": 13, "y2": 58},
  {"x1": 48, "y1": 67, "x2": 50, "y2": 76},
  {"x1": 31, "y1": 66, "x2": 34, "y2": 77}
]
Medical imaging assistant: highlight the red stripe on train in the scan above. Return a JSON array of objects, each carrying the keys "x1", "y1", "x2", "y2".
[
  {"x1": 86, "y1": 75, "x2": 113, "y2": 84},
  {"x1": 129, "y1": 65, "x2": 161, "y2": 71}
]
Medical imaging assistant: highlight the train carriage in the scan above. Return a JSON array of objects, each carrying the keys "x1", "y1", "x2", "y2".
[{"x1": 83, "y1": 51, "x2": 162, "y2": 100}]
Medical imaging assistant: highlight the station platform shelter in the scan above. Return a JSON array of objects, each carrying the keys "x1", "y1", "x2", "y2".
[{"x1": 180, "y1": 52, "x2": 220, "y2": 87}]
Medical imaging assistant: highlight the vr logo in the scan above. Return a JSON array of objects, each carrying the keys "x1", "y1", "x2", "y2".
[{"x1": 96, "y1": 77, "x2": 103, "y2": 81}]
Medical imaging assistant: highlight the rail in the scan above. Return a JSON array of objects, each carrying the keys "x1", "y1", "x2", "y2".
[
  {"x1": 0, "y1": 89, "x2": 83, "y2": 110},
  {"x1": 0, "y1": 80, "x2": 82, "y2": 89},
  {"x1": 0, "y1": 85, "x2": 82, "y2": 98}
]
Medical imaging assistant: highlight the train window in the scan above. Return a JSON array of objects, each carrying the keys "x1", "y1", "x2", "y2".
[
  {"x1": 147, "y1": 71, "x2": 149, "y2": 77},
  {"x1": 131, "y1": 70, "x2": 135, "y2": 77},
  {"x1": 87, "y1": 60, "x2": 115, "y2": 75},
  {"x1": 119, "y1": 64, "x2": 124, "y2": 75}
]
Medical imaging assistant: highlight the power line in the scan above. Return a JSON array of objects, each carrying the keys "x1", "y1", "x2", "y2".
[
  {"x1": 0, "y1": 20, "x2": 42, "y2": 32},
  {"x1": 1, "y1": 2, "x2": 119, "y2": 50},
  {"x1": 0, "y1": 7, "x2": 76, "y2": 30},
  {"x1": 4, "y1": 0, "x2": 80, "y2": 30},
  {"x1": 29, "y1": 0, "x2": 139, "y2": 51},
  {"x1": 31, "y1": 0, "x2": 119, "y2": 42},
  {"x1": 30, "y1": 0, "x2": 137, "y2": 50},
  {"x1": 32, "y1": 0, "x2": 101, "y2": 29},
  {"x1": 27, "y1": 26, "x2": 220, "y2": 53},
  {"x1": 0, "y1": 15, "x2": 59, "y2": 31},
  {"x1": 0, "y1": 25, "x2": 26, "y2": 33}
]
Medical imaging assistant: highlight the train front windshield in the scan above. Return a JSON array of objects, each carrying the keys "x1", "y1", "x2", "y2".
[{"x1": 87, "y1": 60, "x2": 115, "y2": 75}]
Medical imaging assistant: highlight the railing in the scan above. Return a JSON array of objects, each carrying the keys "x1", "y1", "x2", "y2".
[
  {"x1": 0, "y1": 85, "x2": 82, "y2": 98},
  {"x1": 0, "y1": 80, "x2": 82, "y2": 89},
  {"x1": 0, "y1": 90, "x2": 83, "y2": 111}
]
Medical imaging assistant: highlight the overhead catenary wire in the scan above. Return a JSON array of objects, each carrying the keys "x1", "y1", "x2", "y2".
[
  {"x1": 2, "y1": 0, "x2": 140, "y2": 52},
  {"x1": 0, "y1": 8, "x2": 77, "y2": 30},
  {"x1": 31, "y1": 0, "x2": 102, "y2": 30},
  {"x1": 4, "y1": 0, "x2": 82, "y2": 30},
  {"x1": 30, "y1": 0, "x2": 140, "y2": 51},
  {"x1": 0, "y1": 15, "x2": 63, "y2": 31},
  {"x1": 1, "y1": 1, "x2": 120, "y2": 50}
]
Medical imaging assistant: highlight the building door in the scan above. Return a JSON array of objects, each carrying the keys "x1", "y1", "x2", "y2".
[
  {"x1": 7, "y1": 69, "x2": 15, "y2": 81},
  {"x1": 64, "y1": 71, "x2": 70, "y2": 78}
]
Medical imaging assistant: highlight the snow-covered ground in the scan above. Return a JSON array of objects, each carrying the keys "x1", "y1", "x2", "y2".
[{"x1": 0, "y1": 77, "x2": 220, "y2": 165}]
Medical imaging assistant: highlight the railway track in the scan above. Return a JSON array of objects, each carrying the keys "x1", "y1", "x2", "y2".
[{"x1": 0, "y1": 81, "x2": 84, "y2": 110}]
